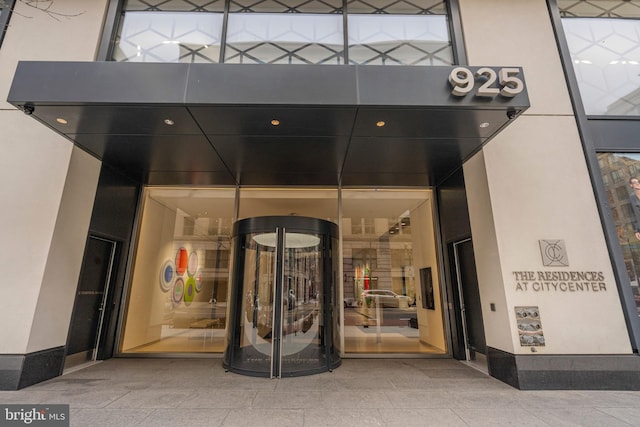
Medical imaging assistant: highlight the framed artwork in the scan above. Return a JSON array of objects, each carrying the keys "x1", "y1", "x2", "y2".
[{"x1": 420, "y1": 267, "x2": 434, "y2": 310}]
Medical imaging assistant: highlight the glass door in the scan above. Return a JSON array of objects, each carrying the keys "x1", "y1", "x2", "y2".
[{"x1": 224, "y1": 216, "x2": 339, "y2": 378}]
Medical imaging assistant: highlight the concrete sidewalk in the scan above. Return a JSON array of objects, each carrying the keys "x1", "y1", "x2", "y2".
[{"x1": 1, "y1": 358, "x2": 640, "y2": 426}]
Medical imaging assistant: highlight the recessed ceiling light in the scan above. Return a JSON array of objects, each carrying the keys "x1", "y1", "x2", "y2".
[
  {"x1": 56, "y1": 118, "x2": 68, "y2": 125},
  {"x1": 376, "y1": 121, "x2": 385, "y2": 127},
  {"x1": 480, "y1": 122, "x2": 490, "y2": 128},
  {"x1": 389, "y1": 230, "x2": 396, "y2": 234},
  {"x1": 271, "y1": 119, "x2": 280, "y2": 126},
  {"x1": 164, "y1": 119, "x2": 175, "y2": 126}
]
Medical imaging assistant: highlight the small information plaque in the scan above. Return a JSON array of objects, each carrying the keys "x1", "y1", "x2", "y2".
[{"x1": 515, "y1": 306, "x2": 545, "y2": 347}]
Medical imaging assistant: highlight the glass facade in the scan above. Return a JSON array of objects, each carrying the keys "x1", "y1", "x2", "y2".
[
  {"x1": 347, "y1": 0, "x2": 452, "y2": 65},
  {"x1": 342, "y1": 189, "x2": 446, "y2": 354},
  {"x1": 121, "y1": 187, "x2": 445, "y2": 355},
  {"x1": 121, "y1": 188, "x2": 235, "y2": 353},
  {"x1": 560, "y1": 0, "x2": 640, "y2": 115},
  {"x1": 112, "y1": 0, "x2": 452, "y2": 65},
  {"x1": 597, "y1": 153, "x2": 640, "y2": 316},
  {"x1": 225, "y1": 0, "x2": 344, "y2": 64},
  {"x1": 0, "y1": 0, "x2": 15, "y2": 49}
]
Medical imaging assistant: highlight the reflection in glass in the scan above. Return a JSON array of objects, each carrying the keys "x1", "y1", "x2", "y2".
[
  {"x1": 124, "y1": 0, "x2": 225, "y2": 11},
  {"x1": 597, "y1": 153, "x2": 640, "y2": 315},
  {"x1": 348, "y1": 0, "x2": 446, "y2": 14},
  {"x1": 230, "y1": 0, "x2": 342, "y2": 13},
  {"x1": 281, "y1": 233, "x2": 326, "y2": 374},
  {"x1": 225, "y1": 218, "x2": 339, "y2": 376},
  {"x1": 114, "y1": 12, "x2": 223, "y2": 63},
  {"x1": 236, "y1": 233, "x2": 276, "y2": 373},
  {"x1": 558, "y1": 0, "x2": 640, "y2": 19},
  {"x1": 562, "y1": 18, "x2": 640, "y2": 115},
  {"x1": 225, "y1": 14, "x2": 344, "y2": 64},
  {"x1": 348, "y1": 15, "x2": 452, "y2": 65},
  {"x1": 113, "y1": 0, "x2": 453, "y2": 66}
]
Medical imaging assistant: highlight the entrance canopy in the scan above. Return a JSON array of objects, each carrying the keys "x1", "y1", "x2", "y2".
[{"x1": 8, "y1": 62, "x2": 529, "y2": 187}]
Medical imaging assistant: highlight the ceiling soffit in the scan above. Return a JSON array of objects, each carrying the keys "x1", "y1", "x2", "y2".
[{"x1": 8, "y1": 62, "x2": 530, "y2": 187}]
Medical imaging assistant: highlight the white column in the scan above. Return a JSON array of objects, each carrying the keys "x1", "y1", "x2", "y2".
[
  {"x1": 459, "y1": 0, "x2": 631, "y2": 355},
  {"x1": 0, "y1": 0, "x2": 109, "y2": 354}
]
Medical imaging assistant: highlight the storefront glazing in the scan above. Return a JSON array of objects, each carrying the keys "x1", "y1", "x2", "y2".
[{"x1": 120, "y1": 187, "x2": 448, "y2": 356}]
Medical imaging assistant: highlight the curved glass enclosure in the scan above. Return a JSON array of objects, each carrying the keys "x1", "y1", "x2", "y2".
[{"x1": 224, "y1": 216, "x2": 340, "y2": 378}]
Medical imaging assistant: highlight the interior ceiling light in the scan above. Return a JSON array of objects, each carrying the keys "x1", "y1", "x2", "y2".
[
  {"x1": 480, "y1": 122, "x2": 490, "y2": 128},
  {"x1": 56, "y1": 118, "x2": 68, "y2": 125},
  {"x1": 164, "y1": 119, "x2": 175, "y2": 126},
  {"x1": 376, "y1": 121, "x2": 385, "y2": 127},
  {"x1": 271, "y1": 119, "x2": 280, "y2": 126},
  {"x1": 253, "y1": 232, "x2": 320, "y2": 249}
]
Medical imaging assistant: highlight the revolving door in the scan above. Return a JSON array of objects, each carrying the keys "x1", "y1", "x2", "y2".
[{"x1": 224, "y1": 216, "x2": 340, "y2": 378}]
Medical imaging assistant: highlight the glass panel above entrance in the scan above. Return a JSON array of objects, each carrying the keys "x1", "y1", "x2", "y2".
[
  {"x1": 238, "y1": 188, "x2": 338, "y2": 223},
  {"x1": 342, "y1": 189, "x2": 447, "y2": 354}
]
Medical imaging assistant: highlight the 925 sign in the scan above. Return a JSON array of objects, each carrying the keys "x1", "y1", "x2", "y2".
[{"x1": 448, "y1": 67, "x2": 524, "y2": 98}]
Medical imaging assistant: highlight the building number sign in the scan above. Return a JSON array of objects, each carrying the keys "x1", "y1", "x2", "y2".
[{"x1": 449, "y1": 67, "x2": 524, "y2": 98}]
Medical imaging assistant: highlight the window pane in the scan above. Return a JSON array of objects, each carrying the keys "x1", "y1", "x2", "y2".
[
  {"x1": 121, "y1": 188, "x2": 235, "y2": 354},
  {"x1": 124, "y1": 0, "x2": 225, "y2": 12},
  {"x1": 342, "y1": 189, "x2": 447, "y2": 354},
  {"x1": 225, "y1": 14, "x2": 344, "y2": 64},
  {"x1": 558, "y1": 0, "x2": 640, "y2": 18},
  {"x1": 597, "y1": 153, "x2": 640, "y2": 316},
  {"x1": 114, "y1": 12, "x2": 223, "y2": 63},
  {"x1": 348, "y1": 15, "x2": 452, "y2": 65},
  {"x1": 562, "y1": 18, "x2": 640, "y2": 115},
  {"x1": 347, "y1": 0, "x2": 447, "y2": 15},
  {"x1": 237, "y1": 188, "x2": 338, "y2": 222},
  {"x1": 230, "y1": 0, "x2": 343, "y2": 13}
]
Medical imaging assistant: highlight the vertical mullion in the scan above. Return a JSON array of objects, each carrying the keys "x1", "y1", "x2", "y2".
[
  {"x1": 220, "y1": 0, "x2": 230, "y2": 63},
  {"x1": 447, "y1": 0, "x2": 467, "y2": 65},
  {"x1": 343, "y1": 0, "x2": 349, "y2": 64}
]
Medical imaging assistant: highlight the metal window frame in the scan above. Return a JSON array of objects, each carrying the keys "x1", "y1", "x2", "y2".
[
  {"x1": 97, "y1": 0, "x2": 463, "y2": 65},
  {"x1": 0, "y1": 0, "x2": 16, "y2": 49},
  {"x1": 547, "y1": 0, "x2": 640, "y2": 351}
]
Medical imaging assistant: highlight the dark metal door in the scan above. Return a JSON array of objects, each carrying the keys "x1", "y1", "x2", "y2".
[
  {"x1": 454, "y1": 238, "x2": 487, "y2": 359},
  {"x1": 66, "y1": 236, "x2": 116, "y2": 366}
]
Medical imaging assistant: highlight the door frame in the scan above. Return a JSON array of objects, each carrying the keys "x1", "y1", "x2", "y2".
[
  {"x1": 64, "y1": 235, "x2": 118, "y2": 369},
  {"x1": 453, "y1": 238, "x2": 473, "y2": 361},
  {"x1": 451, "y1": 237, "x2": 487, "y2": 362}
]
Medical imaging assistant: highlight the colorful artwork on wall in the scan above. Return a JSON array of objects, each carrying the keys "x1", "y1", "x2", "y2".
[
  {"x1": 173, "y1": 278, "x2": 185, "y2": 304},
  {"x1": 159, "y1": 260, "x2": 175, "y2": 292},
  {"x1": 188, "y1": 251, "x2": 198, "y2": 276},
  {"x1": 184, "y1": 277, "x2": 196, "y2": 305},
  {"x1": 160, "y1": 247, "x2": 203, "y2": 304},
  {"x1": 175, "y1": 247, "x2": 188, "y2": 276},
  {"x1": 195, "y1": 268, "x2": 204, "y2": 292}
]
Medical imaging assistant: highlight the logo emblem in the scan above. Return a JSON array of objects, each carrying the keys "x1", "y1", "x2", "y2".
[{"x1": 539, "y1": 239, "x2": 568, "y2": 267}]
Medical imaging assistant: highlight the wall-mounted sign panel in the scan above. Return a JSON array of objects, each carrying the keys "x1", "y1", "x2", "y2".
[{"x1": 515, "y1": 306, "x2": 545, "y2": 347}]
